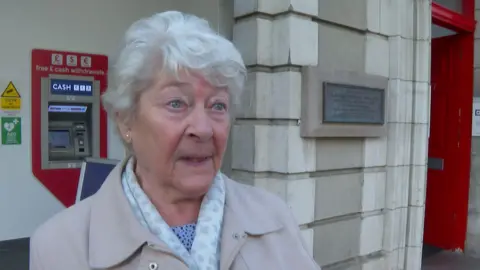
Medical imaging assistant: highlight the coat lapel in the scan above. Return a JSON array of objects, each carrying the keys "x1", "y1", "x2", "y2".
[
  {"x1": 219, "y1": 178, "x2": 284, "y2": 270},
  {"x1": 88, "y1": 158, "x2": 171, "y2": 268}
]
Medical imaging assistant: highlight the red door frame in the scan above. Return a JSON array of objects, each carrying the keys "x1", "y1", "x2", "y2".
[{"x1": 430, "y1": 0, "x2": 475, "y2": 250}]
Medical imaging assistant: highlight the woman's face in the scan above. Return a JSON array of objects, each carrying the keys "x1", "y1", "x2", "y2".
[{"x1": 124, "y1": 71, "x2": 230, "y2": 198}]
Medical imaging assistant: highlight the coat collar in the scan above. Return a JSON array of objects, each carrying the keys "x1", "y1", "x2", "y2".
[{"x1": 87, "y1": 158, "x2": 283, "y2": 268}]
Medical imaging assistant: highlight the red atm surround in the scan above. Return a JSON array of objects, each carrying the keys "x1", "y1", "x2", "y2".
[{"x1": 31, "y1": 49, "x2": 108, "y2": 207}]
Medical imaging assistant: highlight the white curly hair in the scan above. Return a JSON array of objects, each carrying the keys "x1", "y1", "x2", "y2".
[{"x1": 102, "y1": 11, "x2": 246, "y2": 128}]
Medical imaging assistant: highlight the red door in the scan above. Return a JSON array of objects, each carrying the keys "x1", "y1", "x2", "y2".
[{"x1": 424, "y1": 36, "x2": 461, "y2": 249}]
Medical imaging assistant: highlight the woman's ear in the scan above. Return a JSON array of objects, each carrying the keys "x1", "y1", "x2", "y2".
[{"x1": 116, "y1": 111, "x2": 131, "y2": 143}]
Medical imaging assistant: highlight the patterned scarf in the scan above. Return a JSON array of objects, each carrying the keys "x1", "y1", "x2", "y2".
[{"x1": 121, "y1": 158, "x2": 226, "y2": 270}]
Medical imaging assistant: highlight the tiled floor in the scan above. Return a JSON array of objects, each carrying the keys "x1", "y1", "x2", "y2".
[{"x1": 422, "y1": 250, "x2": 480, "y2": 270}]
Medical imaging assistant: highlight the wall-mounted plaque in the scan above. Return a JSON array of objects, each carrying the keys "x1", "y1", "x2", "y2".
[
  {"x1": 301, "y1": 68, "x2": 388, "y2": 138},
  {"x1": 322, "y1": 82, "x2": 385, "y2": 125}
]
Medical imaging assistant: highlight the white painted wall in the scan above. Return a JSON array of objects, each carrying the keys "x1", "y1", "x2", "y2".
[{"x1": 0, "y1": 0, "x2": 231, "y2": 241}]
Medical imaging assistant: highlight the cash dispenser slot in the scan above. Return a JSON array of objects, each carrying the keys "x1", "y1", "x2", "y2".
[{"x1": 48, "y1": 120, "x2": 91, "y2": 162}]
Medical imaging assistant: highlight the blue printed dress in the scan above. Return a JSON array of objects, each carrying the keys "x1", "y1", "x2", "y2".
[{"x1": 171, "y1": 223, "x2": 196, "y2": 251}]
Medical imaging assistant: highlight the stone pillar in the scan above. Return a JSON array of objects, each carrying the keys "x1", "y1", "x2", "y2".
[
  {"x1": 231, "y1": 0, "x2": 319, "y2": 256},
  {"x1": 231, "y1": 0, "x2": 431, "y2": 269},
  {"x1": 379, "y1": 0, "x2": 431, "y2": 269}
]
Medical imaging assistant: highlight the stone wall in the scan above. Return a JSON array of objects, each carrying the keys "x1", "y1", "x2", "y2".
[{"x1": 230, "y1": 0, "x2": 431, "y2": 269}]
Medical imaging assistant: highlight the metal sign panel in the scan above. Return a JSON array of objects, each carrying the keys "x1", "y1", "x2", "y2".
[{"x1": 322, "y1": 82, "x2": 385, "y2": 125}]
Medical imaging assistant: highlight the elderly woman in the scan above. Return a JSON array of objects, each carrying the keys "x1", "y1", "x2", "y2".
[{"x1": 30, "y1": 11, "x2": 321, "y2": 270}]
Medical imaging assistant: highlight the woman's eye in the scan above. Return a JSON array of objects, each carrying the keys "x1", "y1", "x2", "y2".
[
  {"x1": 167, "y1": 100, "x2": 185, "y2": 109},
  {"x1": 212, "y1": 102, "x2": 227, "y2": 111}
]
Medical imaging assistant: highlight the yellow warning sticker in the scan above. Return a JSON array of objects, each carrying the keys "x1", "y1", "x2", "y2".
[
  {"x1": 1, "y1": 82, "x2": 20, "y2": 98},
  {"x1": 1, "y1": 82, "x2": 21, "y2": 111}
]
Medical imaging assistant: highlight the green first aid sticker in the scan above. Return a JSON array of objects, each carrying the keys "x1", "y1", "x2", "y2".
[{"x1": 1, "y1": 117, "x2": 21, "y2": 145}]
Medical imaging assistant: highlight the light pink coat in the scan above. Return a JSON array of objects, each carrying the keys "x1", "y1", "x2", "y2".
[{"x1": 30, "y1": 159, "x2": 321, "y2": 270}]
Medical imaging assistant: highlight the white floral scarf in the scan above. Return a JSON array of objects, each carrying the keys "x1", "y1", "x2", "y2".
[{"x1": 121, "y1": 158, "x2": 226, "y2": 270}]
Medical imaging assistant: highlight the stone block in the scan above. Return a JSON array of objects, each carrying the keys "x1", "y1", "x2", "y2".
[
  {"x1": 363, "y1": 136, "x2": 387, "y2": 167},
  {"x1": 397, "y1": 0, "x2": 414, "y2": 39},
  {"x1": 379, "y1": 0, "x2": 395, "y2": 36},
  {"x1": 381, "y1": 0, "x2": 404, "y2": 37},
  {"x1": 318, "y1": 0, "x2": 367, "y2": 30},
  {"x1": 474, "y1": 69, "x2": 480, "y2": 96},
  {"x1": 416, "y1": 0, "x2": 431, "y2": 40},
  {"x1": 288, "y1": 0, "x2": 319, "y2": 16},
  {"x1": 406, "y1": 206, "x2": 425, "y2": 247},
  {"x1": 287, "y1": 178, "x2": 316, "y2": 225},
  {"x1": 381, "y1": 0, "x2": 430, "y2": 40},
  {"x1": 476, "y1": 11, "x2": 480, "y2": 38},
  {"x1": 383, "y1": 208, "x2": 408, "y2": 252},
  {"x1": 233, "y1": 0, "x2": 256, "y2": 17},
  {"x1": 475, "y1": 40, "x2": 480, "y2": 67},
  {"x1": 389, "y1": 36, "x2": 414, "y2": 81},
  {"x1": 469, "y1": 139, "x2": 480, "y2": 254},
  {"x1": 415, "y1": 40, "x2": 431, "y2": 82},
  {"x1": 280, "y1": 126, "x2": 317, "y2": 173},
  {"x1": 268, "y1": 71, "x2": 302, "y2": 118},
  {"x1": 385, "y1": 248, "x2": 406, "y2": 270},
  {"x1": 395, "y1": 0, "x2": 431, "y2": 40},
  {"x1": 359, "y1": 214, "x2": 384, "y2": 256},
  {"x1": 405, "y1": 247, "x2": 422, "y2": 270},
  {"x1": 313, "y1": 217, "x2": 361, "y2": 266},
  {"x1": 467, "y1": 213, "x2": 480, "y2": 236},
  {"x1": 236, "y1": 71, "x2": 302, "y2": 119},
  {"x1": 236, "y1": 71, "x2": 266, "y2": 118},
  {"x1": 231, "y1": 124, "x2": 256, "y2": 171},
  {"x1": 387, "y1": 123, "x2": 412, "y2": 166},
  {"x1": 412, "y1": 124, "x2": 428, "y2": 166},
  {"x1": 233, "y1": 17, "x2": 273, "y2": 66},
  {"x1": 254, "y1": 177, "x2": 316, "y2": 225},
  {"x1": 340, "y1": 263, "x2": 362, "y2": 270},
  {"x1": 466, "y1": 232, "x2": 480, "y2": 257},
  {"x1": 366, "y1": 0, "x2": 380, "y2": 33},
  {"x1": 221, "y1": 129, "x2": 234, "y2": 176},
  {"x1": 316, "y1": 139, "x2": 364, "y2": 171},
  {"x1": 318, "y1": 23, "x2": 366, "y2": 72},
  {"x1": 234, "y1": 0, "x2": 318, "y2": 17},
  {"x1": 272, "y1": 14, "x2": 318, "y2": 66},
  {"x1": 409, "y1": 165, "x2": 427, "y2": 206},
  {"x1": 231, "y1": 124, "x2": 316, "y2": 173},
  {"x1": 362, "y1": 257, "x2": 386, "y2": 270},
  {"x1": 388, "y1": 79, "x2": 413, "y2": 123},
  {"x1": 364, "y1": 33, "x2": 389, "y2": 77},
  {"x1": 386, "y1": 166, "x2": 410, "y2": 209},
  {"x1": 315, "y1": 173, "x2": 362, "y2": 220},
  {"x1": 300, "y1": 228, "x2": 315, "y2": 256},
  {"x1": 414, "y1": 82, "x2": 430, "y2": 124},
  {"x1": 362, "y1": 171, "x2": 386, "y2": 212},
  {"x1": 218, "y1": 0, "x2": 235, "y2": 40}
]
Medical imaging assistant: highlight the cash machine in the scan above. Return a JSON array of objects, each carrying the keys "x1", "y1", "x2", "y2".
[
  {"x1": 31, "y1": 49, "x2": 108, "y2": 207},
  {"x1": 41, "y1": 75, "x2": 101, "y2": 169}
]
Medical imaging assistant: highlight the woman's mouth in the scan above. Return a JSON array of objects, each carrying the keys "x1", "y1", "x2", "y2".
[{"x1": 180, "y1": 156, "x2": 212, "y2": 166}]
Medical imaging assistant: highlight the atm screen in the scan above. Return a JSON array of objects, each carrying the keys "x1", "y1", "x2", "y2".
[{"x1": 49, "y1": 130, "x2": 71, "y2": 148}]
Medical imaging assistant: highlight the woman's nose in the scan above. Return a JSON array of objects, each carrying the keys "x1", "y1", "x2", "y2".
[{"x1": 186, "y1": 108, "x2": 213, "y2": 141}]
